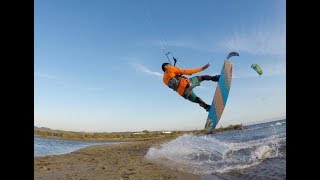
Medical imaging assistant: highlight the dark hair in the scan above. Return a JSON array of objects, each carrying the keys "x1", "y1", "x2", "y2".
[{"x1": 162, "y1": 63, "x2": 170, "y2": 72}]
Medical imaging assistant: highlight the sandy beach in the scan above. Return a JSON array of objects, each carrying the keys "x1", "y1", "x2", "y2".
[{"x1": 34, "y1": 138, "x2": 201, "y2": 180}]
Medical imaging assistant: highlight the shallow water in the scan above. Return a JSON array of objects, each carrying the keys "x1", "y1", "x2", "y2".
[
  {"x1": 146, "y1": 120, "x2": 286, "y2": 179},
  {"x1": 34, "y1": 137, "x2": 121, "y2": 157}
]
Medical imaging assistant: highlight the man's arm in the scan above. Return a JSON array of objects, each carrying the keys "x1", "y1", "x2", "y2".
[{"x1": 172, "y1": 63, "x2": 210, "y2": 75}]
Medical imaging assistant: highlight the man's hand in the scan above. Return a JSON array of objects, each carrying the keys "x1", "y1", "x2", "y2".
[
  {"x1": 173, "y1": 57, "x2": 177, "y2": 66},
  {"x1": 202, "y1": 63, "x2": 210, "y2": 70}
]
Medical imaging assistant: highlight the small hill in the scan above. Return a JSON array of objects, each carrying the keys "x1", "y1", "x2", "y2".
[{"x1": 34, "y1": 126, "x2": 51, "y2": 131}]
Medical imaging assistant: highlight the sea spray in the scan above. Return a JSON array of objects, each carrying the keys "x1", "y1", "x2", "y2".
[{"x1": 145, "y1": 124, "x2": 285, "y2": 176}]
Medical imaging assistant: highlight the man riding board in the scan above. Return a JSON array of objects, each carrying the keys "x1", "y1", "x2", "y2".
[{"x1": 162, "y1": 59, "x2": 220, "y2": 112}]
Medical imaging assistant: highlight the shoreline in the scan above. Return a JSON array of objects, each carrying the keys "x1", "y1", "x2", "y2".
[
  {"x1": 34, "y1": 125, "x2": 245, "y2": 179},
  {"x1": 34, "y1": 137, "x2": 202, "y2": 179},
  {"x1": 34, "y1": 124, "x2": 244, "y2": 142}
]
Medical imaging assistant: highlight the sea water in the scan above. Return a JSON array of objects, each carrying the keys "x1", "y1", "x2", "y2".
[{"x1": 34, "y1": 137, "x2": 121, "y2": 157}]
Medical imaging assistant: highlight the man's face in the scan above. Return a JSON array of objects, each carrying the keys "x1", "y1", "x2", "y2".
[{"x1": 165, "y1": 64, "x2": 171, "y2": 71}]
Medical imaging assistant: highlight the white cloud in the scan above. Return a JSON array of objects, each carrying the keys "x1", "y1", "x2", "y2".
[
  {"x1": 34, "y1": 71, "x2": 67, "y2": 86},
  {"x1": 220, "y1": 24, "x2": 286, "y2": 56},
  {"x1": 261, "y1": 61, "x2": 286, "y2": 76},
  {"x1": 34, "y1": 72, "x2": 57, "y2": 80},
  {"x1": 152, "y1": 39, "x2": 216, "y2": 53},
  {"x1": 144, "y1": 21, "x2": 285, "y2": 57},
  {"x1": 130, "y1": 63, "x2": 163, "y2": 77}
]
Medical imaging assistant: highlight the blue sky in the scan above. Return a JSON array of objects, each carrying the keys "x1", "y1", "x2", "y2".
[{"x1": 34, "y1": 0, "x2": 286, "y2": 132}]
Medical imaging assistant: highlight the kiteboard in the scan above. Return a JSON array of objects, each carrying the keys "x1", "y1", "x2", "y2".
[{"x1": 204, "y1": 52, "x2": 238, "y2": 132}]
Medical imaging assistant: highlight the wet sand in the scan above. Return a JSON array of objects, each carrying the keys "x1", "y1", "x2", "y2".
[{"x1": 34, "y1": 138, "x2": 201, "y2": 179}]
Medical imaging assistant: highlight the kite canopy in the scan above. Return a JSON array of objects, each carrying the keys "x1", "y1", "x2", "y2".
[
  {"x1": 226, "y1": 52, "x2": 239, "y2": 60},
  {"x1": 251, "y1": 64, "x2": 263, "y2": 76}
]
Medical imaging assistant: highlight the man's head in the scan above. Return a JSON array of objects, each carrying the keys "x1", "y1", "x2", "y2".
[{"x1": 161, "y1": 63, "x2": 171, "y2": 72}]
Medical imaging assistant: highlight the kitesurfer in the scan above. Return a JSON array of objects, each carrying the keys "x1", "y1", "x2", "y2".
[{"x1": 161, "y1": 62, "x2": 220, "y2": 112}]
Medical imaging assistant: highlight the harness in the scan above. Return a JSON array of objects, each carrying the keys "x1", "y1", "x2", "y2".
[
  {"x1": 167, "y1": 75, "x2": 185, "y2": 91},
  {"x1": 167, "y1": 75, "x2": 192, "y2": 99},
  {"x1": 182, "y1": 83, "x2": 192, "y2": 99}
]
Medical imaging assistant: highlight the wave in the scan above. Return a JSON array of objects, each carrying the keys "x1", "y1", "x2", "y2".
[
  {"x1": 145, "y1": 133, "x2": 285, "y2": 175},
  {"x1": 269, "y1": 121, "x2": 285, "y2": 127}
]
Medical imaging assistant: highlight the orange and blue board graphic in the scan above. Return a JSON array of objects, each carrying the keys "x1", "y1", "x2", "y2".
[{"x1": 205, "y1": 59, "x2": 233, "y2": 132}]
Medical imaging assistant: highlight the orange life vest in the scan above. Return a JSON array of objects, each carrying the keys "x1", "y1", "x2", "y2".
[{"x1": 163, "y1": 66, "x2": 203, "y2": 96}]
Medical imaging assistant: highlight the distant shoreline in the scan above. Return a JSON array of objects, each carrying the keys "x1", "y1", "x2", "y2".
[
  {"x1": 34, "y1": 124, "x2": 244, "y2": 142},
  {"x1": 244, "y1": 118, "x2": 286, "y2": 126}
]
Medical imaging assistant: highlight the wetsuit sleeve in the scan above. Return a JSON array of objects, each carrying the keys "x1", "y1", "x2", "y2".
[{"x1": 172, "y1": 66, "x2": 204, "y2": 75}]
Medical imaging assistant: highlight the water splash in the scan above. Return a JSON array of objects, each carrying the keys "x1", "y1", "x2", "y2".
[{"x1": 145, "y1": 132, "x2": 285, "y2": 175}]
